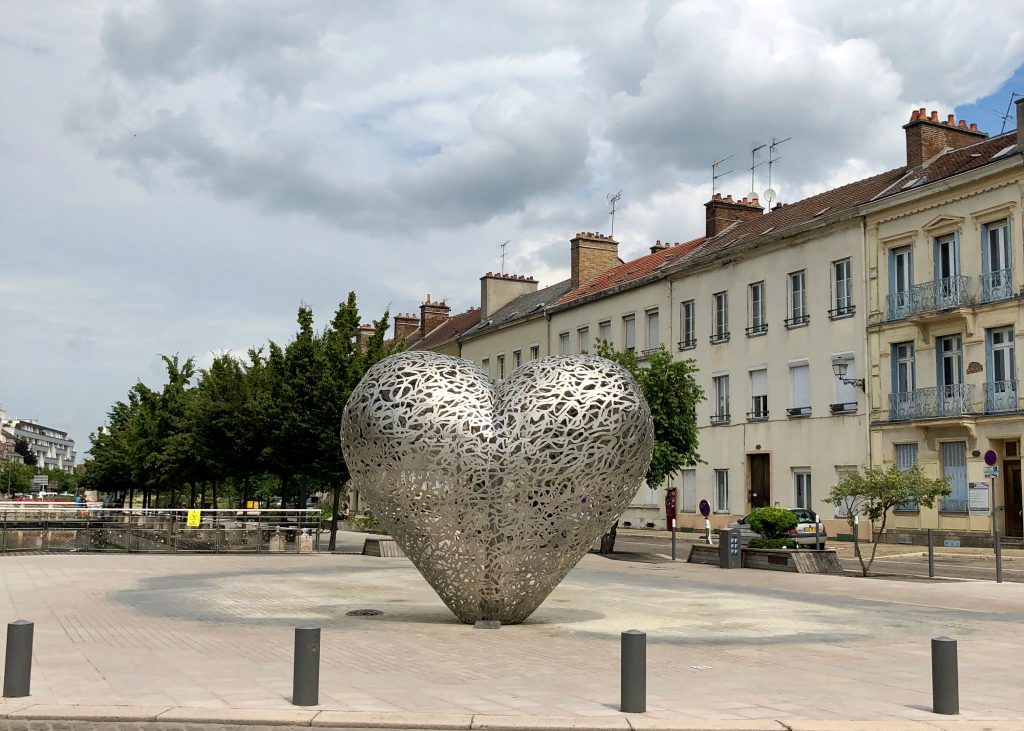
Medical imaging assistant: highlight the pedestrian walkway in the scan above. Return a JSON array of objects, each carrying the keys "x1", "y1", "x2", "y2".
[{"x1": 0, "y1": 551, "x2": 1021, "y2": 724}]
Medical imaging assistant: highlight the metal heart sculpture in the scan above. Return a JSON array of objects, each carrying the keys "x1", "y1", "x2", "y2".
[{"x1": 341, "y1": 351, "x2": 653, "y2": 625}]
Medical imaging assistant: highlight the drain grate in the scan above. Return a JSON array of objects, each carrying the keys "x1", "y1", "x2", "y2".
[{"x1": 346, "y1": 609, "x2": 383, "y2": 617}]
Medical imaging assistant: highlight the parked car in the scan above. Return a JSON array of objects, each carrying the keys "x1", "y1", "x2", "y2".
[{"x1": 728, "y1": 508, "x2": 825, "y2": 547}]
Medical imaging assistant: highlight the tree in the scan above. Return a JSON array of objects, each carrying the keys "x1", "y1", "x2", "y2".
[
  {"x1": 594, "y1": 343, "x2": 705, "y2": 552},
  {"x1": 747, "y1": 506, "x2": 798, "y2": 548},
  {"x1": 13, "y1": 438, "x2": 37, "y2": 467},
  {"x1": 827, "y1": 463, "x2": 951, "y2": 576}
]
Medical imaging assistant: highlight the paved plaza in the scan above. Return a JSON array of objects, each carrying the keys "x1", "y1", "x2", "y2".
[{"x1": 0, "y1": 548, "x2": 1022, "y2": 727}]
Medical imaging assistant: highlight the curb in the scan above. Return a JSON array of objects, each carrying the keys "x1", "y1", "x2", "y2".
[{"x1": 1, "y1": 705, "x2": 1023, "y2": 731}]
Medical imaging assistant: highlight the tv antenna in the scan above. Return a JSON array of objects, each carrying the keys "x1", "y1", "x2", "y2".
[
  {"x1": 748, "y1": 142, "x2": 767, "y2": 199},
  {"x1": 712, "y1": 155, "x2": 734, "y2": 197},
  {"x1": 766, "y1": 136, "x2": 791, "y2": 191},
  {"x1": 607, "y1": 191, "x2": 622, "y2": 237},
  {"x1": 1000, "y1": 92, "x2": 1020, "y2": 134},
  {"x1": 498, "y1": 240, "x2": 511, "y2": 274}
]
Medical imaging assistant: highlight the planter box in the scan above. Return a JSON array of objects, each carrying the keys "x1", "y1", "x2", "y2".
[{"x1": 687, "y1": 543, "x2": 844, "y2": 575}]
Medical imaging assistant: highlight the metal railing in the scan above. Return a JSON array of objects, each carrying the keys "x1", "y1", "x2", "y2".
[
  {"x1": 980, "y1": 269, "x2": 1014, "y2": 303},
  {"x1": 889, "y1": 384, "x2": 975, "y2": 421},
  {"x1": 985, "y1": 379, "x2": 1019, "y2": 413},
  {"x1": 939, "y1": 497, "x2": 969, "y2": 514},
  {"x1": 887, "y1": 290, "x2": 912, "y2": 320},
  {"x1": 0, "y1": 506, "x2": 322, "y2": 554},
  {"x1": 888, "y1": 276, "x2": 974, "y2": 320}
]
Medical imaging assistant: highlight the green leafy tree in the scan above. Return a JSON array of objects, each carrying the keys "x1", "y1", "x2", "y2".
[
  {"x1": 1, "y1": 460, "x2": 36, "y2": 494},
  {"x1": 594, "y1": 343, "x2": 705, "y2": 552},
  {"x1": 13, "y1": 438, "x2": 37, "y2": 467},
  {"x1": 827, "y1": 463, "x2": 951, "y2": 576},
  {"x1": 747, "y1": 506, "x2": 798, "y2": 548}
]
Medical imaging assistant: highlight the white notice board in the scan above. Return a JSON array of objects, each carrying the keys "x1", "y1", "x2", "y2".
[{"x1": 968, "y1": 482, "x2": 990, "y2": 515}]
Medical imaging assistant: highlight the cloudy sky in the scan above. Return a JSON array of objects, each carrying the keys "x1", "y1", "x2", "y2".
[{"x1": 2, "y1": 0, "x2": 1024, "y2": 456}]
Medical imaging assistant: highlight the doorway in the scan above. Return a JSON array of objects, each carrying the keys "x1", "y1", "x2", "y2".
[
  {"x1": 1004, "y1": 460, "x2": 1022, "y2": 537},
  {"x1": 748, "y1": 454, "x2": 771, "y2": 510}
]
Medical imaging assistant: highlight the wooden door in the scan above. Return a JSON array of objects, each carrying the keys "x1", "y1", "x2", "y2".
[
  {"x1": 1004, "y1": 461, "x2": 1022, "y2": 537},
  {"x1": 748, "y1": 454, "x2": 770, "y2": 509}
]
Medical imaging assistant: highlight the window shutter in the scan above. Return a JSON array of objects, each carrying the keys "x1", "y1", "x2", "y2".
[
  {"x1": 751, "y1": 369, "x2": 767, "y2": 396},
  {"x1": 836, "y1": 359, "x2": 856, "y2": 404},
  {"x1": 681, "y1": 469, "x2": 696, "y2": 512},
  {"x1": 791, "y1": 365, "x2": 810, "y2": 408}
]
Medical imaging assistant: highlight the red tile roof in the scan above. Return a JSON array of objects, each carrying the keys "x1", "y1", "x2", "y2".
[
  {"x1": 553, "y1": 237, "x2": 705, "y2": 308},
  {"x1": 409, "y1": 307, "x2": 482, "y2": 351},
  {"x1": 875, "y1": 132, "x2": 1017, "y2": 198}
]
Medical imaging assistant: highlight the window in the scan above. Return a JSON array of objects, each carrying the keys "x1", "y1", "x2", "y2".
[
  {"x1": 680, "y1": 469, "x2": 696, "y2": 513},
  {"x1": 711, "y1": 292, "x2": 729, "y2": 343},
  {"x1": 712, "y1": 374, "x2": 730, "y2": 424},
  {"x1": 888, "y1": 245, "x2": 914, "y2": 320},
  {"x1": 559, "y1": 332, "x2": 570, "y2": 355},
  {"x1": 481, "y1": 357, "x2": 489, "y2": 374},
  {"x1": 714, "y1": 469, "x2": 729, "y2": 513},
  {"x1": 940, "y1": 441, "x2": 968, "y2": 513},
  {"x1": 747, "y1": 281, "x2": 766, "y2": 335},
  {"x1": 679, "y1": 300, "x2": 695, "y2": 349},
  {"x1": 982, "y1": 219, "x2": 1013, "y2": 302},
  {"x1": 529, "y1": 345, "x2": 539, "y2": 360},
  {"x1": 578, "y1": 327, "x2": 590, "y2": 353},
  {"x1": 512, "y1": 350, "x2": 521, "y2": 369},
  {"x1": 645, "y1": 309, "x2": 660, "y2": 351},
  {"x1": 894, "y1": 443, "x2": 919, "y2": 512},
  {"x1": 598, "y1": 321, "x2": 612, "y2": 345},
  {"x1": 794, "y1": 470, "x2": 812, "y2": 509},
  {"x1": 788, "y1": 363, "x2": 810, "y2": 416},
  {"x1": 831, "y1": 259, "x2": 853, "y2": 318},
  {"x1": 497, "y1": 354, "x2": 505, "y2": 379},
  {"x1": 623, "y1": 315, "x2": 636, "y2": 352},
  {"x1": 934, "y1": 233, "x2": 966, "y2": 309},
  {"x1": 786, "y1": 270, "x2": 808, "y2": 327},
  {"x1": 986, "y1": 327, "x2": 1016, "y2": 412},
  {"x1": 890, "y1": 342, "x2": 916, "y2": 420},
  {"x1": 832, "y1": 355, "x2": 857, "y2": 413},
  {"x1": 938, "y1": 335, "x2": 963, "y2": 388},
  {"x1": 748, "y1": 368, "x2": 767, "y2": 420}
]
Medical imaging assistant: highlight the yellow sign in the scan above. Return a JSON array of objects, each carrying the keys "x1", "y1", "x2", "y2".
[{"x1": 186, "y1": 510, "x2": 201, "y2": 528}]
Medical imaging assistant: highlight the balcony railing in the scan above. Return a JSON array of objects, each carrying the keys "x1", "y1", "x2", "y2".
[
  {"x1": 887, "y1": 275, "x2": 974, "y2": 320},
  {"x1": 985, "y1": 379, "x2": 1019, "y2": 413},
  {"x1": 710, "y1": 413, "x2": 730, "y2": 426},
  {"x1": 939, "y1": 497, "x2": 969, "y2": 514},
  {"x1": 677, "y1": 337, "x2": 696, "y2": 351},
  {"x1": 709, "y1": 331, "x2": 730, "y2": 344},
  {"x1": 784, "y1": 313, "x2": 810, "y2": 329},
  {"x1": 888, "y1": 384, "x2": 975, "y2": 421},
  {"x1": 980, "y1": 269, "x2": 1014, "y2": 303},
  {"x1": 745, "y1": 323, "x2": 768, "y2": 336}
]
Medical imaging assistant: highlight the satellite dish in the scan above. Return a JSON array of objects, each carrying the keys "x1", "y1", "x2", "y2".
[
  {"x1": 747, "y1": 191, "x2": 758, "y2": 201},
  {"x1": 763, "y1": 188, "x2": 777, "y2": 205}
]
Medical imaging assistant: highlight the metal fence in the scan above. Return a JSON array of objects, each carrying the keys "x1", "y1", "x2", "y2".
[{"x1": 0, "y1": 504, "x2": 322, "y2": 554}]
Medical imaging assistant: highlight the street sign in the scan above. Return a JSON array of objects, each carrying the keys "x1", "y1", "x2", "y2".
[
  {"x1": 984, "y1": 449, "x2": 998, "y2": 466},
  {"x1": 31, "y1": 475, "x2": 48, "y2": 487},
  {"x1": 698, "y1": 498, "x2": 711, "y2": 518},
  {"x1": 984, "y1": 465, "x2": 1000, "y2": 478}
]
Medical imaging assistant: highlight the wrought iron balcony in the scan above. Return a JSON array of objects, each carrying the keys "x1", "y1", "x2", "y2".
[
  {"x1": 887, "y1": 276, "x2": 974, "y2": 320},
  {"x1": 939, "y1": 497, "x2": 969, "y2": 514},
  {"x1": 710, "y1": 413, "x2": 730, "y2": 426},
  {"x1": 980, "y1": 269, "x2": 1014, "y2": 303},
  {"x1": 745, "y1": 322, "x2": 768, "y2": 336},
  {"x1": 888, "y1": 384, "x2": 975, "y2": 421},
  {"x1": 985, "y1": 379, "x2": 1019, "y2": 413}
]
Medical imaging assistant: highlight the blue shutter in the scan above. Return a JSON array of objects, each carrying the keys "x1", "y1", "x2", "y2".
[
  {"x1": 953, "y1": 230, "x2": 961, "y2": 276},
  {"x1": 985, "y1": 329, "x2": 994, "y2": 385},
  {"x1": 981, "y1": 223, "x2": 991, "y2": 275},
  {"x1": 888, "y1": 248, "x2": 896, "y2": 297},
  {"x1": 890, "y1": 343, "x2": 898, "y2": 393},
  {"x1": 935, "y1": 337, "x2": 944, "y2": 388}
]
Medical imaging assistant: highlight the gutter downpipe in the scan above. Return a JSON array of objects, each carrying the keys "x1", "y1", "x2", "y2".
[{"x1": 861, "y1": 215, "x2": 874, "y2": 475}]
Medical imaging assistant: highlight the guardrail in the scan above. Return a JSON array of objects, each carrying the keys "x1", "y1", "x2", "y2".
[{"x1": 0, "y1": 507, "x2": 322, "y2": 554}]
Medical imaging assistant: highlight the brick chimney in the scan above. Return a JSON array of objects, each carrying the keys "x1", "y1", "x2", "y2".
[
  {"x1": 1017, "y1": 97, "x2": 1024, "y2": 152},
  {"x1": 903, "y1": 108, "x2": 987, "y2": 168},
  {"x1": 419, "y1": 293, "x2": 450, "y2": 338},
  {"x1": 393, "y1": 312, "x2": 419, "y2": 342},
  {"x1": 356, "y1": 323, "x2": 374, "y2": 353},
  {"x1": 649, "y1": 240, "x2": 670, "y2": 255},
  {"x1": 704, "y1": 194, "x2": 764, "y2": 238},
  {"x1": 480, "y1": 273, "x2": 539, "y2": 319},
  {"x1": 570, "y1": 232, "x2": 619, "y2": 289}
]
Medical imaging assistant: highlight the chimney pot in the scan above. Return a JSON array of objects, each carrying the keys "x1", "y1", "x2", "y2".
[
  {"x1": 970, "y1": 122, "x2": 979, "y2": 131},
  {"x1": 947, "y1": 114, "x2": 955, "y2": 125},
  {"x1": 957, "y1": 120, "x2": 967, "y2": 129},
  {"x1": 930, "y1": 110, "x2": 939, "y2": 122}
]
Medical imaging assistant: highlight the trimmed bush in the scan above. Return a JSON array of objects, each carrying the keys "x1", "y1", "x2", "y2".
[
  {"x1": 749, "y1": 538, "x2": 796, "y2": 549},
  {"x1": 747, "y1": 506, "x2": 798, "y2": 539}
]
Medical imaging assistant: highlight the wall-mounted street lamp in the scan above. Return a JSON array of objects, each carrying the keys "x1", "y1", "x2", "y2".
[{"x1": 832, "y1": 361, "x2": 865, "y2": 391}]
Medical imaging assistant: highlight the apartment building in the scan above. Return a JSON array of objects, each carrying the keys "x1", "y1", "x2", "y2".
[
  {"x1": 865, "y1": 102, "x2": 1024, "y2": 541},
  {"x1": 0, "y1": 411, "x2": 77, "y2": 471}
]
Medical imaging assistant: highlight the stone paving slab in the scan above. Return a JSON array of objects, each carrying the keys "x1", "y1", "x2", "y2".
[
  {"x1": 4, "y1": 705, "x2": 170, "y2": 721},
  {"x1": 312, "y1": 712, "x2": 473, "y2": 728},
  {"x1": 470, "y1": 716, "x2": 631, "y2": 730},
  {"x1": 1, "y1": 553, "x2": 1022, "y2": 722},
  {"x1": 156, "y1": 707, "x2": 320, "y2": 725}
]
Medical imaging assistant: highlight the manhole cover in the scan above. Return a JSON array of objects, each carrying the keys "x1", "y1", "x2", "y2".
[{"x1": 346, "y1": 609, "x2": 383, "y2": 616}]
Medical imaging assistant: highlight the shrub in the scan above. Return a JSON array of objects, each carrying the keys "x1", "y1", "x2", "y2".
[
  {"x1": 747, "y1": 507, "x2": 798, "y2": 539},
  {"x1": 749, "y1": 538, "x2": 796, "y2": 549},
  {"x1": 350, "y1": 514, "x2": 384, "y2": 534}
]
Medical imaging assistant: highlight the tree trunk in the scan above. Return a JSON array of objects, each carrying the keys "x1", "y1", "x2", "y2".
[
  {"x1": 599, "y1": 521, "x2": 619, "y2": 554},
  {"x1": 189, "y1": 482, "x2": 196, "y2": 508},
  {"x1": 127, "y1": 486, "x2": 134, "y2": 509},
  {"x1": 212, "y1": 481, "x2": 218, "y2": 511},
  {"x1": 328, "y1": 484, "x2": 341, "y2": 551}
]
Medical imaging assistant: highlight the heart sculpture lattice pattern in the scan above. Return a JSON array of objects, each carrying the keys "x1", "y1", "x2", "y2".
[{"x1": 341, "y1": 351, "x2": 654, "y2": 624}]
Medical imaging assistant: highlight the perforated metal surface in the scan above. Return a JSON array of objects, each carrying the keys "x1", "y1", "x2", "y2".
[{"x1": 341, "y1": 351, "x2": 653, "y2": 624}]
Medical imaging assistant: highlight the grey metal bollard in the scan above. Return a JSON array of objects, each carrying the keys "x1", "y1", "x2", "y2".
[
  {"x1": 931, "y1": 636, "x2": 958, "y2": 715},
  {"x1": 671, "y1": 519, "x2": 677, "y2": 561},
  {"x1": 3, "y1": 620, "x2": 33, "y2": 698},
  {"x1": 927, "y1": 528, "x2": 935, "y2": 579},
  {"x1": 620, "y1": 629, "x2": 646, "y2": 713},
  {"x1": 292, "y1": 625, "x2": 320, "y2": 706},
  {"x1": 994, "y1": 530, "x2": 1003, "y2": 584}
]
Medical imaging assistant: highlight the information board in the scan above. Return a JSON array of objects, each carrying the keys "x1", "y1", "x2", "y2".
[
  {"x1": 968, "y1": 482, "x2": 990, "y2": 515},
  {"x1": 186, "y1": 509, "x2": 202, "y2": 527}
]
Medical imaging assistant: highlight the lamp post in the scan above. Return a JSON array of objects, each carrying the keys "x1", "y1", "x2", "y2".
[{"x1": 832, "y1": 361, "x2": 866, "y2": 391}]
